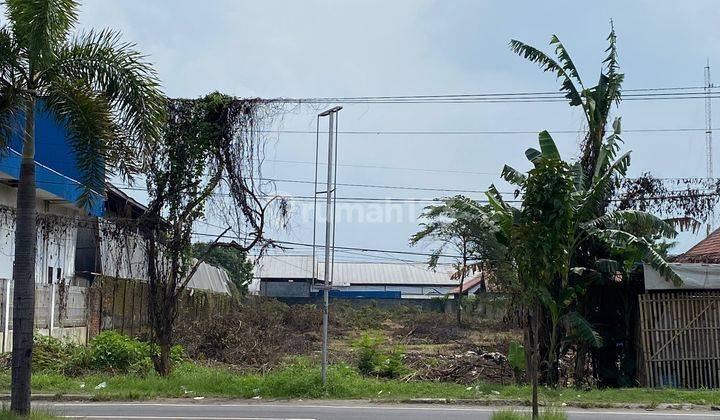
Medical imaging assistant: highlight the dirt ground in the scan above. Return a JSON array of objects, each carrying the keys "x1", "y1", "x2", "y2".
[{"x1": 175, "y1": 297, "x2": 522, "y2": 384}]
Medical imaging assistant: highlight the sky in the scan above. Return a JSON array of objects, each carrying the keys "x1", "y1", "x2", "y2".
[{"x1": 73, "y1": 0, "x2": 720, "y2": 263}]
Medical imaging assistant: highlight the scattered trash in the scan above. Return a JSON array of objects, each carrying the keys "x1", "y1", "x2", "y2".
[
  {"x1": 378, "y1": 390, "x2": 384, "y2": 395},
  {"x1": 181, "y1": 386, "x2": 194, "y2": 394},
  {"x1": 491, "y1": 390, "x2": 500, "y2": 395},
  {"x1": 402, "y1": 350, "x2": 513, "y2": 385},
  {"x1": 465, "y1": 386, "x2": 473, "y2": 391},
  {"x1": 252, "y1": 396, "x2": 262, "y2": 400},
  {"x1": 193, "y1": 396, "x2": 205, "y2": 400},
  {"x1": 79, "y1": 382, "x2": 85, "y2": 389},
  {"x1": 561, "y1": 403, "x2": 567, "y2": 407},
  {"x1": 94, "y1": 382, "x2": 107, "y2": 390}
]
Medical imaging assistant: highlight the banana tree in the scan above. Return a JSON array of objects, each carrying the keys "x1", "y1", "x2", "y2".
[
  {"x1": 505, "y1": 126, "x2": 681, "y2": 378},
  {"x1": 510, "y1": 21, "x2": 623, "y2": 191}
]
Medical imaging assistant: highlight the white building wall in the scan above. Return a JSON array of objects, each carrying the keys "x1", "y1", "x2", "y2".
[{"x1": 0, "y1": 183, "x2": 79, "y2": 283}]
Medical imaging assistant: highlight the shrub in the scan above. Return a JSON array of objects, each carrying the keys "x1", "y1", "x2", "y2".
[
  {"x1": 352, "y1": 333, "x2": 407, "y2": 379},
  {"x1": 88, "y1": 331, "x2": 149, "y2": 373},
  {"x1": 33, "y1": 335, "x2": 76, "y2": 373}
]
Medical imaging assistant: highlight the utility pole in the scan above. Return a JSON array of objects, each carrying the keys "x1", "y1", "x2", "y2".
[
  {"x1": 314, "y1": 106, "x2": 341, "y2": 386},
  {"x1": 705, "y1": 60, "x2": 714, "y2": 236}
]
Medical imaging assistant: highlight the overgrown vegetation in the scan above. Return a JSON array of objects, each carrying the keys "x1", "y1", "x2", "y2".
[
  {"x1": 352, "y1": 333, "x2": 407, "y2": 379},
  {"x1": 1, "y1": 358, "x2": 718, "y2": 406},
  {"x1": 1, "y1": 332, "x2": 185, "y2": 377}
]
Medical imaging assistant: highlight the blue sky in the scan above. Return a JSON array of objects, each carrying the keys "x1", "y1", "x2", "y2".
[{"x1": 75, "y1": 0, "x2": 720, "y2": 262}]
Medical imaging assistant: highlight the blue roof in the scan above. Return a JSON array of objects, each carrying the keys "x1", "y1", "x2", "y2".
[{"x1": 0, "y1": 101, "x2": 104, "y2": 216}]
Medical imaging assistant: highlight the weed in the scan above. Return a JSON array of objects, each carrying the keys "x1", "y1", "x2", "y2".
[
  {"x1": 352, "y1": 333, "x2": 407, "y2": 379},
  {"x1": 491, "y1": 409, "x2": 567, "y2": 420}
]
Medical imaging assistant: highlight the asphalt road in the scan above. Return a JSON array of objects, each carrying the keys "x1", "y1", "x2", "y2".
[{"x1": 37, "y1": 401, "x2": 720, "y2": 420}]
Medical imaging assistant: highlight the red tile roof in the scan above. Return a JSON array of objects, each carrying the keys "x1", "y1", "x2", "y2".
[
  {"x1": 675, "y1": 227, "x2": 720, "y2": 263},
  {"x1": 451, "y1": 275, "x2": 485, "y2": 294}
]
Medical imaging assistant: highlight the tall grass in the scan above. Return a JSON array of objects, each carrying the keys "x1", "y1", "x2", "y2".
[
  {"x1": 0, "y1": 358, "x2": 717, "y2": 406},
  {"x1": 491, "y1": 409, "x2": 566, "y2": 420}
]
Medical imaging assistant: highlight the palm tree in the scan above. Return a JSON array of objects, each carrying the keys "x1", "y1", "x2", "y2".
[{"x1": 0, "y1": 0, "x2": 165, "y2": 414}]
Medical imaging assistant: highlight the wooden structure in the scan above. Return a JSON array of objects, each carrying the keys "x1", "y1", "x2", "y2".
[{"x1": 638, "y1": 291, "x2": 720, "y2": 388}]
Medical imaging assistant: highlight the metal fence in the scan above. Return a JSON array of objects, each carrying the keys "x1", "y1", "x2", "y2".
[{"x1": 638, "y1": 291, "x2": 720, "y2": 389}]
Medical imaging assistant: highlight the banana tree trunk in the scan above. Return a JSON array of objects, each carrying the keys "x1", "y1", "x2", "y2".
[{"x1": 11, "y1": 97, "x2": 37, "y2": 416}]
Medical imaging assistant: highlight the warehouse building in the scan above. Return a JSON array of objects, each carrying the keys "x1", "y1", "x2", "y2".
[{"x1": 251, "y1": 255, "x2": 473, "y2": 300}]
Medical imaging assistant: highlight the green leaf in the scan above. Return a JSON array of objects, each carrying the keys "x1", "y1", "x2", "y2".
[
  {"x1": 501, "y1": 164, "x2": 526, "y2": 185},
  {"x1": 5, "y1": 0, "x2": 79, "y2": 69},
  {"x1": 525, "y1": 147, "x2": 541, "y2": 164},
  {"x1": 509, "y1": 39, "x2": 584, "y2": 109},
  {"x1": 538, "y1": 130, "x2": 560, "y2": 160},
  {"x1": 564, "y1": 311, "x2": 603, "y2": 348},
  {"x1": 597, "y1": 229, "x2": 682, "y2": 287},
  {"x1": 595, "y1": 259, "x2": 620, "y2": 274},
  {"x1": 508, "y1": 340, "x2": 526, "y2": 371}
]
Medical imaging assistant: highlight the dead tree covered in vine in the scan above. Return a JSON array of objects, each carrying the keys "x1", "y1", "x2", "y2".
[{"x1": 140, "y1": 93, "x2": 285, "y2": 375}]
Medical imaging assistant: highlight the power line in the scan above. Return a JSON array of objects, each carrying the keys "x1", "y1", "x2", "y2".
[
  {"x1": 264, "y1": 92, "x2": 719, "y2": 105},
  {"x1": 261, "y1": 127, "x2": 715, "y2": 136}
]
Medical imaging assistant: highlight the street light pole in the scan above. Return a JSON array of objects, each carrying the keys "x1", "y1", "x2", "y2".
[{"x1": 316, "y1": 106, "x2": 341, "y2": 386}]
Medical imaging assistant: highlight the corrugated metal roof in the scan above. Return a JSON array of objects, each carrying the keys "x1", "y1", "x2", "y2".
[
  {"x1": 254, "y1": 255, "x2": 456, "y2": 286},
  {"x1": 253, "y1": 255, "x2": 317, "y2": 279}
]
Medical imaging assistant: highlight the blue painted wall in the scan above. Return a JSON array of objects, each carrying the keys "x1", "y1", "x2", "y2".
[{"x1": 0, "y1": 101, "x2": 104, "y2": 216}]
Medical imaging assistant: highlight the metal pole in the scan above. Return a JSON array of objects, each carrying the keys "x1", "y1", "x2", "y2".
[
  {"x1": 3, "y1": 279, "x2": 9, "y2": 352},
  {"x1": 312, "y1": 116, "x2": 320, "y2": 281},
  {"x1": 321, "y1": 112, "x2": 335, "y2": 386}
]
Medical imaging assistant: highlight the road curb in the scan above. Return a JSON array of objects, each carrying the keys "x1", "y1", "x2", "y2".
[
  {"x1": 0, "y1": 393, "x2": 95, "y2": 401},
  {"x1": 393, "y1": 398, "x2": 712, "y2": 411}
]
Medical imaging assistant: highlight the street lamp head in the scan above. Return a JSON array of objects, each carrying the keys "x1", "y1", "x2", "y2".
[{"x1": 318, "y1": 106, "x2": 343, "y2": 117}]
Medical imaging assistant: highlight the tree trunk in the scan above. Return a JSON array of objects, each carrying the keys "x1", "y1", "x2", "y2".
[
  {"x1": 152, "y1": 327, "x2": 172, "y2": 377},
  {"x1": 456, "y1": 247, "x2": 468, "y2": 327},
  {"x1": 528, "y1": 298, "x2": 540, "y2": 420},
  {"x1": 11, "y1": 97, "x2": 36, "y2": 416}
]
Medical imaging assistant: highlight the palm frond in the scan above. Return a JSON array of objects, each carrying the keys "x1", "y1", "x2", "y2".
[
  {"x1": 43, "y1": 77, "x2": 114, "y2": 208},
  {"x1": 47, "y1": 28, "x2": 165, "y2": 168},
  {"x1": 564, "y1": 311, "x2": 603, "y2": 348},
  {"x1": 0, "y1": 83, "x2": 21, "y2": 149},
  {"x1": 0, "y1": 26, "x2": 20, "y2": 79},
  {"x1": 5, "y1": 0, "x2": 78, "y2": 68},
  {"x1": 509, "y1": 39, "x2": 584, "y2": 108}
]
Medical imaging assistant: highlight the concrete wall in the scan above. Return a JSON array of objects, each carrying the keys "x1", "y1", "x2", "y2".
[
  {"x1": 85, "y1": 276, "x2": 233, "y2": 340},
  {"x1": 0, "y1": 276, "x2": 232, "y2": 349}
]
